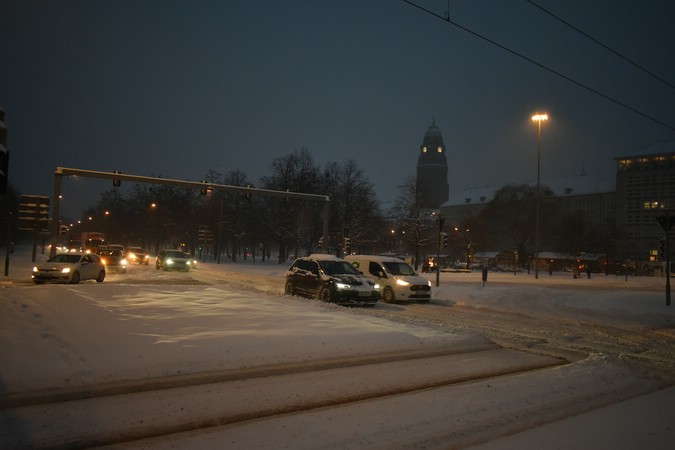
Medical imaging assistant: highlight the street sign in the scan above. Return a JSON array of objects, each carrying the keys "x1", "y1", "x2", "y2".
[{"x1": 18, "y1": 195, "x2": 50, "y2": 232}]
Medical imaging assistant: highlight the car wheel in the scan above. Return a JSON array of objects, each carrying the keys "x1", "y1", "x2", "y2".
[
  {"x1": 284, "y1": 280, "x2": 295, "y2": 295},
  {"x1": 319, "y1": 286, "x2": 332, "y2": 303},
  {"x1": 96, "y1": 270, "x2": 106, "y2": 283},
  {"x1": 382, "y1": 287, "x2": 396, "y2": 303},
  {"x1": 33, "y1": 279, "x2": 44, "y2": 284},
  {"x1": 70, "y1": 271, "x2": 80, "y2": 284}
]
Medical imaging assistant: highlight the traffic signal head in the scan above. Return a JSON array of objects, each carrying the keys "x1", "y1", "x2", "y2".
[
  {"x1": 112, "y1": 170, "x2": 122, "y2": 187},
  {"x1": 440, "y1": 232, "x2": 449, "y2": 248}
]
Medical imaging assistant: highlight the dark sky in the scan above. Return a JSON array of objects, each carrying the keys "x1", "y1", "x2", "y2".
[{"x1": 2, "y1": 0, "x2": 674, "y2": 219}]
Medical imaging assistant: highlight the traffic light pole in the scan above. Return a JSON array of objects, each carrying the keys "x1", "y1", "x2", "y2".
[
  {"x1": 657, "y1": 210, "x2": 673, "y2": 306},
  {"x1": 51, "y1": 167, "x2": 331, "y2": 257},
  {"x1": 666, "y1": 230, "x2": 671, "y2": 306},
  {"x1": 436, "y1": 216, "x2": 444, "y2": 288}
]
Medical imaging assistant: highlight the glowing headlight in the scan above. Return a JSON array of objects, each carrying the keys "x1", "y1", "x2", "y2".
[
  {"x1": 166, "y1": 258, "x2": 174, "y2": 265},
  {"x1": 186, "y1": 260, "x2": 192, "y2": 266},
  {"x1": 32, "y1": 266, "x2": 38, "y2": 273},
  {"x1": 396, "y1": 278, "x2": 410, "y2": 286},
  {"x1": 120, "y1": 258, "x2": 128, "y2": 266},
  {"x1": 373, "y1": 283, "x2": 380, "y2": 290},
  {"x1": 61, "y1": 267, "x2": 71, "y2": 274},
  {"x1": 336, "y1": 282, "x2": 350, "y2": 289}
]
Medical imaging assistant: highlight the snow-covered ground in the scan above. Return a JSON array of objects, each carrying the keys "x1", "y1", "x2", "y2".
[{"x1": 1, "y1": 246, "x2": 674, "y2": 449}]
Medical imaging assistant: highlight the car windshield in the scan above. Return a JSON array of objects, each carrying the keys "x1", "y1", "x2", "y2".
[
  {"x1": 48, "y1": 254, "x2": 81, "y2": 264},
  {"x1": 319, "y1": 260, "x2": 361, "y2": 276},
  {"x1": 383, "y1": 261, "x2": 416, "y2": 276},
  {"x1": 166, "y1": 251, "x2": 187, "y2": 258}
]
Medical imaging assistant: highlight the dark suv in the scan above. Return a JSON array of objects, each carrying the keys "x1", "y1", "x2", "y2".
[{"x1": 284, "y1": 255, "x2": 380, "y2": 306}]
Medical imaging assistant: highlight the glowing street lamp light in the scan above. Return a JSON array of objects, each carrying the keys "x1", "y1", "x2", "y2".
[{"x1": 531, "y1": 113, "x2": 549, "y2": 279}]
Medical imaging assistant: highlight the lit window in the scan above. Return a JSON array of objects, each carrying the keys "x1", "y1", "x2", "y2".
[
  {"x1": 437, "y1": 147, "x2": 443, "y2": 153},
  {"x1": 422, "y1": 146, "x2": 427, "y2": 153}
]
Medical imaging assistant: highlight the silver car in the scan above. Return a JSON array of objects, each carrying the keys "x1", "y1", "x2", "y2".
[{"x1": 32, "y1": 252, "x2": 106, "y2": 284}]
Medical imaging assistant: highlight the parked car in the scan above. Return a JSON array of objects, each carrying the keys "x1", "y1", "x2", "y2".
[
  {"x1": 155, "y1": 249, "x2": 192, "y2": 271},
  {"x1": 284, "y1": 254, "x2": 380, "y2": 306},
  {"x1": 32, "y1": 252, "x2": 106, "y2": 284},
  {"x1": 345, "y1": 254, "x2": 431, "y2": 303},
  {"x1": 127, "y1": 246, "x2": 150, "y2": 265},
  {"x1": 97, "y1": 249, "x2": 128, "y2": 273}
]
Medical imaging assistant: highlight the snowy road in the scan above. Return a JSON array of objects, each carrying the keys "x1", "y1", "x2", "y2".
[{"x1": 2, "y1": 251, "x2": 674, "y2": 448}]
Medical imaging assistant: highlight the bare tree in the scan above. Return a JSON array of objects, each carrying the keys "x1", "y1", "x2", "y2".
[{"x1": 389, "y1": 176, "x2": 436, "y2": 270}]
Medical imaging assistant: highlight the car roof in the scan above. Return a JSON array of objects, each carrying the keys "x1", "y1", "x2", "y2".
[
  {"x1": 305, "y1": 254, "x2": 346, "y2": 261},
  {"x1": 344, "y1": 254, "x2": 406, "y2": 263}
]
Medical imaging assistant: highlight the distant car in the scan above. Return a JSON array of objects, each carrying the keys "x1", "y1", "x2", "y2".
[
  {"x1": 156, "y1": 249, "x2": 192, "y2": 271},
  {"x1": 127, "y1": 246, "x2": 150, "y2": 265},
  {"x1": 97, "y1": 249, "x2": 128, "y2": 273},
  {"x1": 185, "y1": 252, "x2": 198, "y2": 269},
  {"x1": 106, "y1": 244, "x2": 126, "y2": 252},
  {"x1": 284, "y1": 254, "x2": 380, "y2": 306},
  {"x1": 32, "y1": 252, "x2": 106, "y2": 284}
]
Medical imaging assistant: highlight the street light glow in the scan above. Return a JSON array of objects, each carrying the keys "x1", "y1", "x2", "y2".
[{"x1": 532, "y1": 113, "x2": 548, "y2": 122}]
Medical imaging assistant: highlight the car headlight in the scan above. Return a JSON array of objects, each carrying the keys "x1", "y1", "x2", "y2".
[
  {"x1": 121, "y1": 258, "x2": 128, "y2": 265},
  {"x1": 61, "y1": 267, "x2": 71, "y2": 274},
  {"x1": 396, "y1": 278, "x2": 410, "y2": 286},
  {"x1": 166, "y1": 258, "x2": 174, "y2": 265},
  {"x1": 373, "y1": 283, "x2": 380, "y2": 290},
  {"x1": 32, "y1": 266, "x2": 38, "y2": 273},
  {"x1": 335, "y1": 282, "x2": 350, "y2": 289},
  {"x1": 186, "y1": 260, "x2": 192, "y2": 266}
]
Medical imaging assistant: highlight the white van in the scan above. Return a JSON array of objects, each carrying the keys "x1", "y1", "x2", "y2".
[{"x1": 345, "y1": 254, "x2": 431, "y2": 303}]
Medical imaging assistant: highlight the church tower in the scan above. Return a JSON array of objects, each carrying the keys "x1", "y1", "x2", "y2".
[{"x1": 416, "y1": 117, "x2": 449, "y2": 208}]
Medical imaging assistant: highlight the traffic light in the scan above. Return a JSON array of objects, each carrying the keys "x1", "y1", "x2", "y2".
[
  {"x1": 659, "y1": 237, "x2": 666, "y2": 257},
  {"x1": 344, "y1": 237, "x2": 351, "y2": 253},
  {"x1": 112, "y1": 170, "x2": 122, "y2": 187},
  {"x1": 440, "y1": 232, "x2": 448, "y2": 248},
  {"x1": 317, "y1": 237, "x2": 323, "y2": 249},
  {"x1": 200, "y1": 180, "x2": 209, "y2": 196}
]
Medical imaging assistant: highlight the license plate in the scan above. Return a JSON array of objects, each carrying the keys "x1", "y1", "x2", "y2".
[{"x1": 358, "y1": 292, "x2": 370, "y2": 297}]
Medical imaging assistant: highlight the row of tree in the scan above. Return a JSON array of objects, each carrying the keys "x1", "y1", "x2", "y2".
[{"x1": 2, "y1": 148, "x2": 609, "y2": 268}]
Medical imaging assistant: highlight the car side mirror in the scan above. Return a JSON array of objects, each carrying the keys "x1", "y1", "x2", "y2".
[
  {"x1": 376, "y1": 270, "x2": 386, "y2": 278},
  {"x1": 312, "y1": 269, "x2": 320, "y2": 277}
]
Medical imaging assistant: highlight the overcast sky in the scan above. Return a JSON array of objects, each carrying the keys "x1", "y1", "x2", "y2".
[{"x1": 2, "y1": 0, "x2": 674, "y2": 219}]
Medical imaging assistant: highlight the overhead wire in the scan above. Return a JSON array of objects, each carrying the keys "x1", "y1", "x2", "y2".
[
  {"x1": 401, "y1": 0, "x2": 675, "y2": 132},
  {"x1": 526, "y1": 0, "x2": 675, "y2": 91}
]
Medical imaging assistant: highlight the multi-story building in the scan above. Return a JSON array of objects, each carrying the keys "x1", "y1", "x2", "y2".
[
  {"x1": 441, "y1": 174, "x2": 615, "y2": 236},
  {"x1": 615, "y1": 141, "x2": 675, "y2": 263}
]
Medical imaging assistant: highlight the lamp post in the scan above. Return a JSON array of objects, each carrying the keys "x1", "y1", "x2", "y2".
[{"x1": 531, "y1": 113, "x2": 548, "y2": 279}]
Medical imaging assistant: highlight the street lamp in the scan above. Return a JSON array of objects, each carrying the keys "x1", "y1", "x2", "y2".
[{"x1": 531, "y1": 113, "x2": 548, "y2": 279}]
